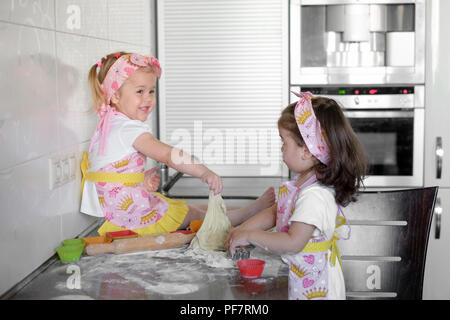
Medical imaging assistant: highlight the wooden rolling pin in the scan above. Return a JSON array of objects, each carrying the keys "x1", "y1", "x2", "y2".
[{"x1": 85, "y1": 231, "x2": 195, "y2": 256}]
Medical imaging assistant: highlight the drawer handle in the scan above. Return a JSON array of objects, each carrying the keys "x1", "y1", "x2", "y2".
[
  {"x1": 435, "y1": 197, "x2": 442, "y2": 239},
  {"x1": 436, "y1": 137, "x2": 443, "y2": 179}
]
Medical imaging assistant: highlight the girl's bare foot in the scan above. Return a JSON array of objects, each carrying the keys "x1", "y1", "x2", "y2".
[
  {"x1": 225, "y1": 187, "x2": 276, "y2": 226},
  {"x1": 247, "y1": 187, "x2": 276, "y2": 216},
  {"x1": 181, "y1": 187, "x2": 276, "y2": 228}
]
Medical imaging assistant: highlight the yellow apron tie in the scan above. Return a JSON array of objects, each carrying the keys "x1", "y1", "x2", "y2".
[
  {"x1": 80, "y1": 151, "x2": 145, "y2": 195},
  {"x1": 301, "y1": 217, "x2": 346, "y2": 269},
  {"x1": 80, "y1": 151, "x2": 90, "y2": 195},
  {"x1": 329, "y1": 233, "x2": 342, "y2": 269},
  {"x1": 335, "y1": 216, "x2": 346, "y2": 229}
]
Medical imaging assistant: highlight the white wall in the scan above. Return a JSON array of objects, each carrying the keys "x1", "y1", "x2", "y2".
[{"x1": 0, "y1": 0, "x2": 156, "y2": 296}]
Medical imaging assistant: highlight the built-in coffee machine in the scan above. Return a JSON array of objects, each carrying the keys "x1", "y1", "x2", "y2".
[{"x1": 290, "y1": 0, "x2": 425, "y2": 85}]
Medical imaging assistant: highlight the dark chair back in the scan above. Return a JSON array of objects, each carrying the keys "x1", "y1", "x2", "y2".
[{"x1": 340, "y1": 187, "x2": 438, "y2": 300}]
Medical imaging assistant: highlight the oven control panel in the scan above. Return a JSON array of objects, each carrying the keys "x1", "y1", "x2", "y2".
[{"x1": 296, "y1": 86, "x2": 420, "y2": 109}]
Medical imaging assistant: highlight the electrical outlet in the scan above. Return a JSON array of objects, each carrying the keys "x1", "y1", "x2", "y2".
[
  {"x1": 69, "y1": 155, "x2": 76, "y2": 180},
  {"x1": 49, "y1": 153, "x2": 77, "y2": 190},
  {"x1": 49, "y1": 157, "x2": 61, "y2": 190},
  {"x1": 61, "y1": 158, "x2": 70, "y2": 183}
]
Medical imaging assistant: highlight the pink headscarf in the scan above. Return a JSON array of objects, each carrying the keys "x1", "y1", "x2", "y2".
[
  {"x1": 89, "y1": 53, "x2": 162, "y2": 156},
  {"x1": 292, "y1": 91, "x2": 330, "y2": 165}
]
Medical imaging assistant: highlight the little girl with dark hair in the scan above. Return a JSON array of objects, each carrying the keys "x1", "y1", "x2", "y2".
[{"x1": 227, "y1": 92, "x2": 368, "y2": 300}]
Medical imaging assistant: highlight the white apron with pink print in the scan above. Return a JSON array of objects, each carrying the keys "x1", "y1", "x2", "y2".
[
  {"x1": 95, "y1": 152, "x2": 169, "y2": 229},
  {"x1": 276, "y1": 175, "x2": 349, "y2": 300}
]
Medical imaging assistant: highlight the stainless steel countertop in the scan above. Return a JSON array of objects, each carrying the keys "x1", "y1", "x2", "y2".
[
  {"x1": 10, "y1": 246, "x2": 288, "y2": 300},
  {"x1": 10, "y1": 177, "x2": 289, "y2": 300}
]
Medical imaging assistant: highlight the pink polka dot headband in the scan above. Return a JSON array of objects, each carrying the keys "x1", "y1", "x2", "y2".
[
  {"x1": 101, "y1": 53, "x2": 162, "y2": 104},
  {"x1": 292, "y1": 91, "x2": 330, "y2": 165}
]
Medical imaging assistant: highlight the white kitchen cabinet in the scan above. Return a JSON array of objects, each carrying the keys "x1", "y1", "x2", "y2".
[
  {"x1": 424, "y1": 0, "x2": 450, "y2": 189},
  {"x1": 423, "y1": 0, "x2": 450, "y2": 300}
]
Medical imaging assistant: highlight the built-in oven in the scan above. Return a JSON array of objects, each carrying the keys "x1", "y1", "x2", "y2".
[{"x1": 290, "y1": 85, "x2": 424, "y2": 187}]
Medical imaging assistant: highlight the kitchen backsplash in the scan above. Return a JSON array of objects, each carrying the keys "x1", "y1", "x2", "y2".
[{"x1": 0, "y1": 0, "x2": 156, "y2": 296}]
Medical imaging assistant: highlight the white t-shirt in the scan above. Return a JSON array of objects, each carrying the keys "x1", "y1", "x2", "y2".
[
  {"x1": 284, "y1": 182, "x2": 348, "y2": 300},
  {"x1": 80, "y1": 114, "x2": 152, "y2": 217}
]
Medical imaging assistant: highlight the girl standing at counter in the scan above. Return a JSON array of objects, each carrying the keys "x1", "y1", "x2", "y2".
[
  {"x1": 80, "y1": 52, "x2": 275, "y2": 236},
  {"x1": 227, "y1": 92, "x2": 368, "y2": 300}
]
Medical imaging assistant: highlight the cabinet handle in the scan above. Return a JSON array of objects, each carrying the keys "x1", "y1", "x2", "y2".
[
  {"x1": 436, "y1": 137, "x2": 443, "y2": 179},
  {"x1": 435, "y1": 197, "x2": 442, "y2": 239}
]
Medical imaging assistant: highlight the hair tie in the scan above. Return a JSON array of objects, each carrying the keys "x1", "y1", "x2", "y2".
[{"x1": 292, "y1": 91, "x2": 330, "y2": 165}]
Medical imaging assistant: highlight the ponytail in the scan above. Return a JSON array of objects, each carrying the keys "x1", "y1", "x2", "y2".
[
  {"x1": 87, "y1": 51, "x2": 130, "y2": 113},
  {"x1": 88, "y1": 63, "x2": 105, "y2": 113}
]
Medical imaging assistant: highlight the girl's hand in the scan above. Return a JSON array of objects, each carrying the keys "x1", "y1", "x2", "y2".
[
  {"x1": 227, "y1": 228, "x2": 251, "y2": 256},
  {"x1": 225, "y1": 226, "x2": 236, "y2": 248},
  {"x1": 200, "y1": 169, "x2": 223, "y2": 195},
  {"x1": 143, "y1": 167, "x2": 160, "y2": 192}
]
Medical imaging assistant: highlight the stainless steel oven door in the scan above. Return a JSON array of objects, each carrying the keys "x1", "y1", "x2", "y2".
[{"x1": 344, "y1": 109, "x2": 424, "y2": 187}]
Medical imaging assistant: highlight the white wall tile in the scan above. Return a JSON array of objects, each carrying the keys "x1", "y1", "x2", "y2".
[
  {"x1": 56, "y1": 33, "x2": 109, "y2": 148},
  {"x1": 0, "y1": 1, "x2": 12, "y2": 22},
  {"x1": 9, "y1": 0, "x2": 55, "y2": 30},
  {"x1": 0, "y1": 0, "x2": 156, "y2": 296},
  {"x1": 108, "y1": 0, "x2": 151, "y2": 47},
  {"x1": 0, "y1": 22, "x2": 58, "y2": 170},
  {"x1": 0, "y1": 22, "x2": 15, "y2": 168},
  {"x1": 108, "y1": 41, "x2": 143, "y2": 55},
  {"x1": 57, "y1": 143, "x2": 97, "y2": 240},
  {"x1": 55, "y1": 0, "x2": 108, "y2": 39},
  {"x1": 0, "y1": 156, "x2": 61, "y2": 294}
]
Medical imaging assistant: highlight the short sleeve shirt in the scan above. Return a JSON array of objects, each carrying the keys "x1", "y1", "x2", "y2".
[
  {"x1": 80, "y1": 114, "x2": 152, "y2": 217},
  {"x1": 288, "y1": 182, "x2": 338, "y2": 239}
]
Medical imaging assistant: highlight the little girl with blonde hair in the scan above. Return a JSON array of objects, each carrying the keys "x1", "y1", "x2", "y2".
[{"x1": 80, "y1": 52, "x2": 274, "y2": 236}]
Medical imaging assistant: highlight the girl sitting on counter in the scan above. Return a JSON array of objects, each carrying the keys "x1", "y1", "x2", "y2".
[
  {"x1": 227, "y1": 92, "x2": 368, "y2": 300},
  {"x1": 80, "y1": 52, "x2": 275, "y2": 237}
]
